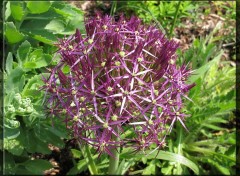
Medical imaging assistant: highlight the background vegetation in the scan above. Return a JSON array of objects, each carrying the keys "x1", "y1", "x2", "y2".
[{"x1": 2, "y1": 1, "x2": 237, "y2": 175}]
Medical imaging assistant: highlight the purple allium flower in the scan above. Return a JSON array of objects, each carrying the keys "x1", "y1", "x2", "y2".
[{"x1": 42, "y1": 13, "x2": 195, "y2": 157}]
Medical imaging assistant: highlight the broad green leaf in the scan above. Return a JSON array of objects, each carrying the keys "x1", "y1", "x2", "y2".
[
  {"x1": 22, "y1": 89, "x2": 42, "y2": 99},
  {"x1": 24, "y1": 54, "x2": 52, "y2": 69},
  {"x1": 27, "y1": 1, "x2": 51, "y2": 14},
  {"x1": 34, "y1": 125, "x2": 65, "y2": 148},
  {"x1": 15, "y1": 166, "x2": 35, "y2": 175},
  {"x1": 4, "y1": 22, "x2": 24, "y2": 44},
  {"x1": 5, "y1": 67, "x2": 24, "y2": 93},
  {"x1": 24, "y1": 130, "x2": 51, "y2": 154},
  {"x1": 22, "y1": 74, "x2": 48, "y2": 96},
  {"x1": 4, "y1": 152, "x2": 16, "y2": 175},
  {"x1": 4, "y1": 127, "x2": 20, "y2": 140},
  {"x1": 24, "y1": 159, "x2": 53, "y2": 175},
  {"x1": 27, "y1": 30, "x2": 57, "y2": 45},
  {"x1": 10, "y1": 2, "x2": 25, "y2": 21},
  {"x1": 20, "y1": 20, "x2": 57, "y2": 44},
  {"x1": 6, "y1": 52, "x2": 13, "y2": 74},
  {"x1": 45, "y1": 19, "x2": 65, "y2": 33},
  {"x1": 17, "y1": 40, "x2": 31, "y2": 64},
  {"x1": 46, "y1": 124, "x2": 67, "y2": 139}
]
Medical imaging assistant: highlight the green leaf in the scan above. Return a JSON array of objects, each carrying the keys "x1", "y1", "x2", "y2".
[
  {"x1": 5, "y1": 67, "x2": 24, "y2": 93},
  {"x1": 4, "y1": 22, "x2": 24, "y2": 44},
  {"x1": 188, "y1": 50, "x2": 223, "y2": 83},
  {"x1": 46, "y1": 124, "x2": 67, "y2": 139},
  {"x1": 20, "y1": 20, "x2": 57, "y2": 44},
  {"x1": 34, "y1": 125, "x2": 65, "y2": 148},
  {"x1": 5, "y1": 2, "x2": 11, "y2": 21},
  {"x1": 6, "y1": 52, "x2": 13, "y2": 74},
  {"x1": 142, "y1": 163, "x2": 155, "y2": 175},
  {"x1": 45, "y1": 19, "x2": 65, "y2": 33},
  {"x1": 121, "y1": 150, "x2": 199, "y2": 174},
  {"x1": 67, "y1": 159, "x2": 88, "y2": 175},
  {"x1": 10, "y1": 2, "x2": 25, "y2": 21},
  {"x1": 62, "y1": 65, "x2": 70, "y2": 74},
  {"x1": 116, "y1": 159, "x2": 135, "y2": 175},
  {"x1": 27, "y1": 30, "x2": 57, "y2": 45},
  {"x1": 17, "y1": 40, "x2": 31, "y2": 64},
  {"x1": 4, "y1": 152, "x2": 16, "y2": 175},
  {"x1": 27, "y1": 1, "x2": 51, "y2": 14},
  {"x1": 24, "y1": 159, "x2": 53, "y2": 175},
  {"x1": 22, "y1": 49, "x2": 52, "y2": 69},
  {"x1": 24, "y1": 130, "x2": 51, "y2": 154},
  {"x1": 22, "y1": 74, "x2": 48, "y2": 97},
  {"x1": 71, "y1": 149, "x2": 82, "y2": 159},
  {"x1": 4, "y1": 127, "x2": 20, "y2": 140}
]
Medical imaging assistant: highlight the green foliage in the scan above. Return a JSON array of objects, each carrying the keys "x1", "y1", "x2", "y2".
[
  {"x1": 4, "y1": 1, "x2": 85, "y2": 46},
  {"x1": 3, "y1": 1, "x2": 84, "y2": 175},
  {"x1": 3, "y1": 1, "x2": 236, "y2": 175},
  {"x1": 4, "y1": 22, "x2": 25, "y2": 44},
  {"x1": 119, "y1": 1, "x2": 198, "y2": 37}
]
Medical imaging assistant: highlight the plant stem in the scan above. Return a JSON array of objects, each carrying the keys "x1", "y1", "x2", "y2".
[
  {"x1": 78, "y1": 142, "x2": 98, "y2": 175},
  {"x1": 169, "y1": 1, "x2": 181, "y2": 38},
  {"x1": 108, "y1": 128, "x2": 120, "y2": 175},
  {"x1": 176, "y1": 122, "x2": 183, "y2": 174}
]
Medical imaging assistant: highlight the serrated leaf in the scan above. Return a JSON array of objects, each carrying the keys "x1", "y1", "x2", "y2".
[
  {"x1": 20, "y1": 20, "x2": 57, "y2": 44},
  {"x1": 10, "y1": 2, "x2": 25, "y2": 21},
  {"x1": 22, "y1": 74, "x2": 48, "y2": 96},
  {"x1": 5, "y1": 22, "x2": 24, "y2": 44},
  {"x1": 27, "y1": 1, "x2": 51, "y2": 14},
  {"x1": 45, "y1": 19, "x2": 65, "y2": 33},
  {"x1": 6, "y1": 52, "x2": 13, "y2": 74},
  {"x1": 17, "y1": 40, "x2": 31, "y2": 64},
  {"x1": 24, "y1": 159, "x2": 53, "y2": 175}
]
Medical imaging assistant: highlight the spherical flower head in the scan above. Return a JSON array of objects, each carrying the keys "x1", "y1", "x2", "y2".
[{"x1": 42, "y1": 13, "x2": 195, "y2": 157}]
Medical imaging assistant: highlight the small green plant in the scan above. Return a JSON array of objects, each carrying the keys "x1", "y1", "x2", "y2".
[{"x1": 3, "y1": 1, "x2": 85, "y2": 175}]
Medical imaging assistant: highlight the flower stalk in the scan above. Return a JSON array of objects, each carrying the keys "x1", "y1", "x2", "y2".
[{"x1": 108, "y1": 128, "x2": 120, "y2": 175}]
